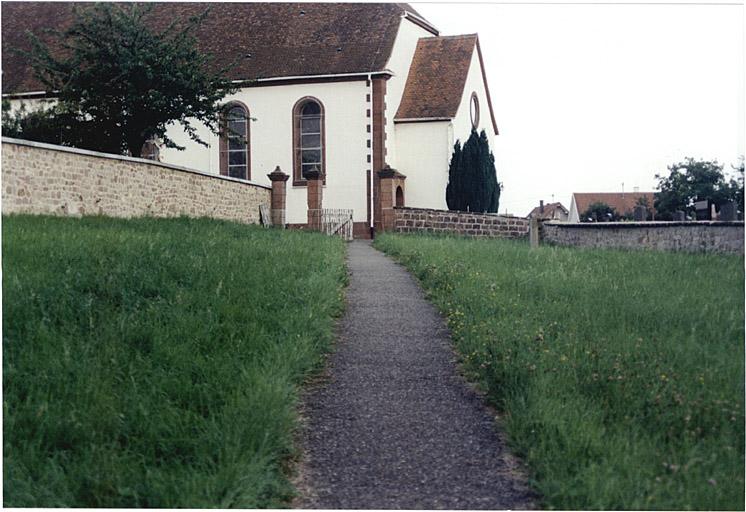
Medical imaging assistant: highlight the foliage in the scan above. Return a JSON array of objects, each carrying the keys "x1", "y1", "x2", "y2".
[
  {"x1": 654, "y1": 157, "x2": 744, "y2": 220},
  {"x1": 375, "y1": 233, "x2": 744, "y2": 510},
  {"x1": 23, "y1": 3, "x2": 236, "y2": 157},
  {"x1": 3, "y1": 215, "x2": 347, "y2": 507},
  {"x1": 580, "y1": 201, "x2": 619, "y2": 222},
  {"x1": 2, "y1": 99, "x2": 67, "y2": 145},
  {"x1": 445, "y1": 142, "x2": 463, "y2": 211},
  {"x1": 727, "y1": 157, "x2": 744, "y2": 213},
  {"x1": 446, "y1": 129, "x2": 500, "y2": 213}
]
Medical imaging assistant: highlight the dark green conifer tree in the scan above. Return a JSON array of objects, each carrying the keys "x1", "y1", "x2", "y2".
[
  {"x1": 446, "y1": 141, "x2": 463, "y2": 211},
  {"x1": 445, "y1": 129, "x2": 500, "y2": 213}
]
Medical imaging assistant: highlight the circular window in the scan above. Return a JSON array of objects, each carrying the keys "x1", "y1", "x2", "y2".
[{"x1": 470, "y1": 92, "x2": 480, "y2": 129}]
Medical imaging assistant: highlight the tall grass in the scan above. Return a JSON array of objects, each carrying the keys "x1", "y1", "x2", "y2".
[
  {"x1": 3, "y1": 215, "x2": 347, "y2": 507},
  {"x1": 375, "y1": 234, "x2": 744, "y2": 510}
]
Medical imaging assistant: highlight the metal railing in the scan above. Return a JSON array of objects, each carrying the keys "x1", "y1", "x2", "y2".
[{"x1": 321, "y1": 208, "x2": 353, "y2": 241}]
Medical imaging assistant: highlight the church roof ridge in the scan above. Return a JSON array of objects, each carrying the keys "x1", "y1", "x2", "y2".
[
  {"x1": 424, "y1": 34, "x2": 478, "y2": 40},
  {"x1": 1, "y1": 2, "x2": 426, "y2": 94}
]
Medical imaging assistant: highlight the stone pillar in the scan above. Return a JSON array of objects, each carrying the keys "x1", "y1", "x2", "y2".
[
  {"x1": 267, "y1": 166, "x2": 289, "y2": 228},
  {"x1": 306, "y1": 166, "x2": 324, "y2": 231},
  {"x1": 377, "y1": 165, "x2": 406, "y2": 232}
]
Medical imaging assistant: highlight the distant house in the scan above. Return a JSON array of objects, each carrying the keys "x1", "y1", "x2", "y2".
[
  {"x1": 527, "y1": 201, "x2": 568, "y2": 221},
  {"x1": 568, "y1": 192, "x2": 655, "y2": 222}
]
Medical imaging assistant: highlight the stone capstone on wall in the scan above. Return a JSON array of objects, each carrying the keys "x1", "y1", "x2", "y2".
[
  {"x1": 541, "y1": 221, "x2": 744, "y2": 254},
  {"x1": 394, "y1": 206, "x2": 529, "y2": 238},
  {"x1": 2, "y1": 138, "x2": 271, "y2": 224}
]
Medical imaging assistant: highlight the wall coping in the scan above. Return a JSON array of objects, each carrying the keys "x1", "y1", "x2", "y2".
[
  {"x1": 2, "y1": 137, "x2": 272, "y2": 190},
  {"x1": 394, "y1": 206, "x2": 526, "y2": 220},
  {"x1": 544, "y1": 220, "x2": 744, "y2": 229}
]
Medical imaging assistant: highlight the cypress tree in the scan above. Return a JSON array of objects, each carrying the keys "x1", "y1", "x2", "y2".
[
  {"x1": 445, "y1": 128, "x2": 500, "y2": 213},
  {"x1": 446, "y1": 141, "x2": 463, "y2": 210},
  {"x1": 461, "y1": 130, "x2": 481, "y2": 211},
  {"x1": 480, "y1": 130, "x2": 500, "y2": 213}
]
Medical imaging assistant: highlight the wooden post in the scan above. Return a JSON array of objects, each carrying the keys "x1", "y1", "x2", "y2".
[
  {"x1": 530, "y1": 217, "x2": 540, "y2": 249},
  {"x1": 267, "y1": 166, "x2": 289, "y2": 228}
]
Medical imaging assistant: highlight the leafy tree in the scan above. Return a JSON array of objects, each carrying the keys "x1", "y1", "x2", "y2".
[
  {"x1": 2, "y1": 99, "x2": 75, "y2": 146},
  {"x1": 21, "y1": 3, "x2": 236, "y2": 157},
  {"x1": 580, "y1": 201, "x2": 618, "y2": 222},
  {"x1": 654, "y1": 157, "x2": 743, "y2": 220},
  {"x1": 445, "y1": 129, "x2": 500, "y2": 213},
  {"x1": 725, "y1": 157, "x2": 744, "y2": 213}
]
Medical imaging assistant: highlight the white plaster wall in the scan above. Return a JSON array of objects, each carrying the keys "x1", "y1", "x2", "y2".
[
  {"x1": 383, "y1": 17, "x2": 437, "y2": 169},
  {"x1": 568, "y1": 196, "x2": 581, "y2": 222},
  {"x1": 450, "y1": 44, "x2": 497, "y2": 152},
  {"x1": 394, "y1": 121, "x2": 450, "y2": 210},
  {"x1": 160, "y1": 80, "x2": 370, "y2": 224}
]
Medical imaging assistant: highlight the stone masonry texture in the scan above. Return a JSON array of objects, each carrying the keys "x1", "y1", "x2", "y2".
[
  {"x1": 394, "y1": 206, "x2": 529, "y2": 239},
  {"x1": 2, "y1": 140, "x2": 270, "y2": 224},
  {"x1": 541, "y1": 221, "x2": 744, "y2": 255}
]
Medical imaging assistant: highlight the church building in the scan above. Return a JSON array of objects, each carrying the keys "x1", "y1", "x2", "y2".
[{"x1": 2, "y1": 3, "x2": 498, "y2": 237}]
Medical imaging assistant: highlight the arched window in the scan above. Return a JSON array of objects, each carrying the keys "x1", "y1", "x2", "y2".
[
  {"x1": 293, "y1": 97, "x2": 325, "y2": 185},
  {"x1": 220, "y1": 102, "x2": 250, "y2": 180}
]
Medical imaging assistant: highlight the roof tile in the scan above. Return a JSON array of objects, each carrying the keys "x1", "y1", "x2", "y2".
[
  {"x1": 528, "y1": 202, "x2": 568, "y2": 219},
  {"x1": 573, "y1": 192, "x2": 656, "y2": 218},
  {"x1": 395, "y1": 34, "x2": 477, "y2": 120},
  {"x1": 1, "y1": 2, "x2": 424, "y2": 94}
]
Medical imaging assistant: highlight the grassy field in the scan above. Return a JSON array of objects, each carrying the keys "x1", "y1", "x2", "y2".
[
  {"x1": 3, "y1": 215, "x2": 346, "y2": 507},
  {"x1": 375, "y1": 234, "x2": 744, "y2": 510}
]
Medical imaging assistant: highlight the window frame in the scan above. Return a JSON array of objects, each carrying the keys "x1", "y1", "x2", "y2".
[
  {"x1": 219, "y1": 101, "x2": 251, "y2": 180},
  {"x1": 470, "y1": 92, "x2": 480, "y2": 130},
  {"x1": 292, "y1": 96, "x2": 326, "y2": 186}
]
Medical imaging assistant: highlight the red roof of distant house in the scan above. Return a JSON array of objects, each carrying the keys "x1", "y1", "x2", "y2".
[
  {"x1": 573, "y1": 192, "x2": 656, "y2": 218},
  {"x1": 527, "y1": 202, "x2": 568, "y2": 219},
  {"x1": 1, "y1": 2, "x2": 431, "y2": 94}
]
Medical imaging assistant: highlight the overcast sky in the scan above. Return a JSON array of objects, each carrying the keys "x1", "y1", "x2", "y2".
[{"x1": 414, "y1": 1, "x2": 745, "y2": 216}]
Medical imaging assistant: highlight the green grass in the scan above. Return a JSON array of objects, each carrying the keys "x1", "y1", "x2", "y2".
[
  {"x1": 374, "y1": 233, "x2": 744, "y2": 510},
  {"x1": 3, "y1": 215, "x2": 347, "y2": 507}
]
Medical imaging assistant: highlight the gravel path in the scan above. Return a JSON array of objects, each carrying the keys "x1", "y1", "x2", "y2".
[{"x1": 296, "y1": 241, "x2": 537, "y2": 509}]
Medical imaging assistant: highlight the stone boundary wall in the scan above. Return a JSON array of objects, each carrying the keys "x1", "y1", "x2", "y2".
[
  {"x1": 541, "y1": 221, "x2": 744, "y2": 254},
  {"x1": 393, "y1": 206, "x2": 529, "y2": 239},
  {"x1": 2, "y1": 138, "x2": 271, "y2": 224}
]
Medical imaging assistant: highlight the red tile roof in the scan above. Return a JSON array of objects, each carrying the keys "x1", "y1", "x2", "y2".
[
  {"x1": 394, "y1": 35, "x2": 498, "y2": 135},
  {"x1": 1, "y1": 2, "x2": 428, "y2": 94},
  {"x1": 395, "y1": 35, "x2": 476, "y2": 121},
  {"x1": 527, "y1": 202, "x2": 568, "y2": 220},
  {"x1": 573, "y1": 192, "x2": 656, "y2": 217}
]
